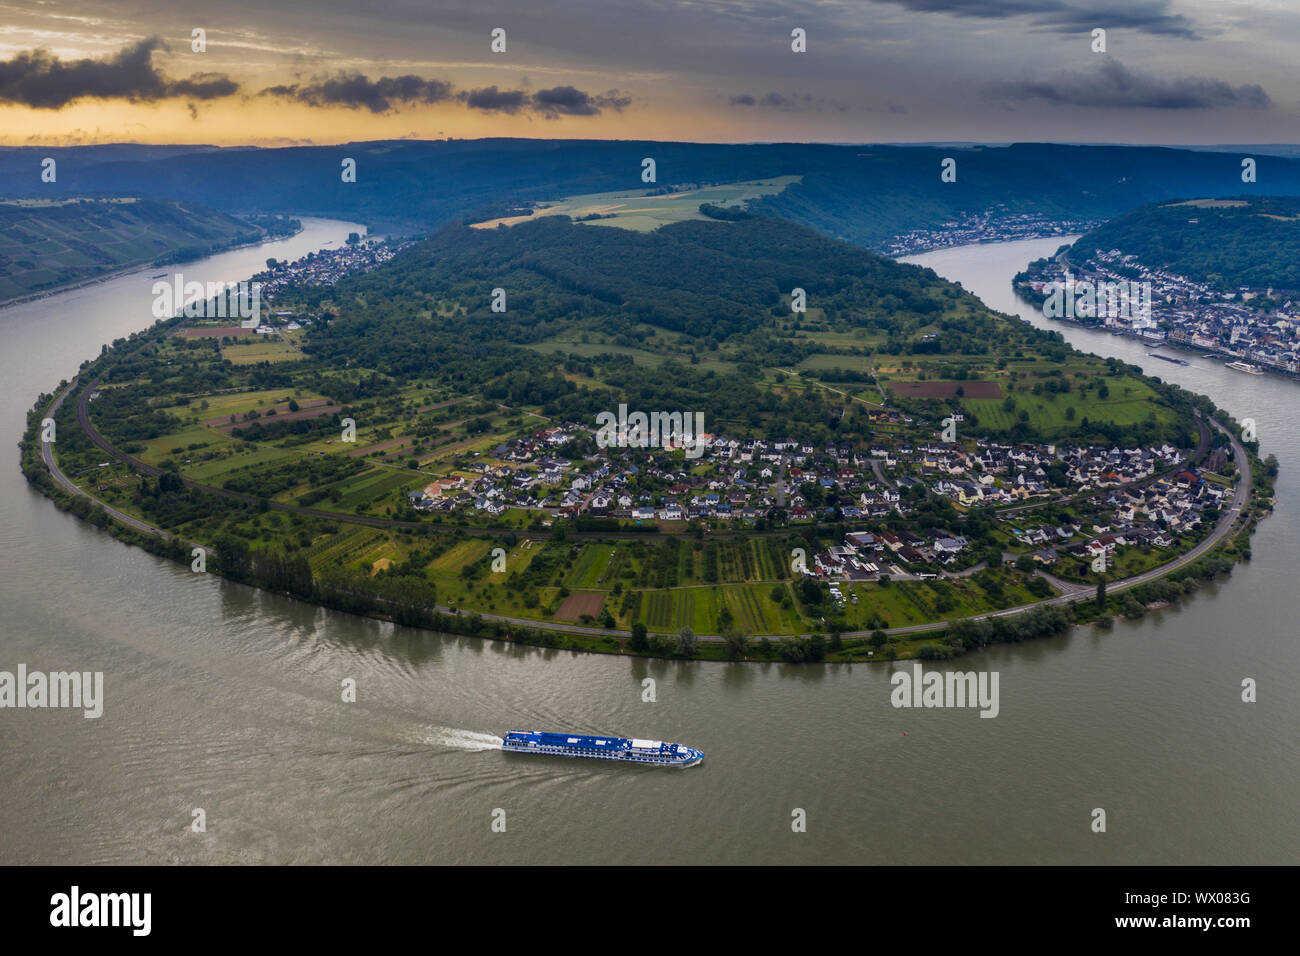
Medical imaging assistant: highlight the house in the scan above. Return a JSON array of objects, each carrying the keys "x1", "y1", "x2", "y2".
[{"x1": 1087, "y1": 535, "x2": 1116, "y2": 556}]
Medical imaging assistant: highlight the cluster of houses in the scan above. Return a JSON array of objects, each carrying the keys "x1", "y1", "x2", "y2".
[
  {"x1": 923, "y1": 440, "x2": 1184, "y2": 507},
  {"x1": 808, "y1": 465, "x2": 1225, "y2": 583},
  {"x1": 257, "y1": 238, "x2": 413, "y2": 298},
  {"x1": 813, "y1": 529, "x2": 971, "y2": 581},
  {"x1": 886, "y1": 211, "x2": 1099, "y2": 256},
  {"x1": 1009, "y1": 467, "x2": 1226, "y2": 565},
  {"x1": 399, "y1": 418, "x2": 1207, "y2": 559},
  {"x1": 1029, "y1": 250, "x2": 1300, "y2": 375}
]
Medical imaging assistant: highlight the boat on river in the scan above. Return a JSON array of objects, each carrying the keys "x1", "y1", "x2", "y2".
[{"x1": 501, "y1": 730, "x2": 704, "y2": 766}]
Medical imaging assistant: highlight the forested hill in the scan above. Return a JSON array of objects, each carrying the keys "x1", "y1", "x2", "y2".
[
  {"x1": 1067, "y1": 196, "x2": 1300, "y2": 292},
  {"x1": 0, "y1": 197, "x2": 261, "y2": 303},
  {"x1": 305, "y1": 213, "x2": 999, "y2": 376},
  {"x1": 7, "y1": 140, "x2": 1300, "y2": 250},
  {"x1": 282, "y1": 212, "x2": 1190, "y2": 449}
]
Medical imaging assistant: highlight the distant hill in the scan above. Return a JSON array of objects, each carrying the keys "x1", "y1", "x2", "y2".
[
  {"x1": 0, "y1": 197, "x2": 261, "y2": 303},
  {"x1": 1067, "y1": 196, "x2": 1300, "y2": 292},
  {"x1": 5, "y1": 140, "x2": 1300, "y2": 250}
]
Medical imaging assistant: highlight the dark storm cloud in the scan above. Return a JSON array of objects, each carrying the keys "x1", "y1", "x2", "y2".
[
  {"x1": 262, "y1": 73, "x2": 455, "y2": 113},
  {"x1": 990, "y1": 60, "x2": 1271, "y2": 109},
  {"x1": 869, "y1": 0, "x2": 1199, "y2": 38},
  {"x1": 167, "y1": 73, "x2": 241, "y2": 100},
  {"x1": 530, "y1": 85, "x2": 630, "y2": 118},
  {"x1": 461, "y1": 85, "x2": 529, "y2": 112},
  {"x1": 0, "y1": 37, "x2": 240, "y2": 108}
]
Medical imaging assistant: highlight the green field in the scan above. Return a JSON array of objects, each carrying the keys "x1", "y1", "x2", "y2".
[
  {"x1": 470, "y1": 177, "x2": 800, "y2": 233},
  {"x1": 963, "y1": 375, "x2": 1171, "y2": 431},
  {"x1": 222, "y1": 340, "x2": 304, "y2": 364}
]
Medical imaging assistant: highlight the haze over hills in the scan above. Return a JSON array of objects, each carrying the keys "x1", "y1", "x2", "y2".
[{"x1": 4, "y1": 140, "x2": 1300, "y2": 250}]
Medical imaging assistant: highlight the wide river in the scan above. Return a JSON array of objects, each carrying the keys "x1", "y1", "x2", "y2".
[{"x1": 0, "y1": 229, "x2": 1295, "y2": 865}]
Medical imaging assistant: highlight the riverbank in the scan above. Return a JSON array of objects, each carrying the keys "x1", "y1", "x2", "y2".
[
  {"x1": 0, "y1": 220, "x2": 304, "y2": 310},
  {"x1": 22, "y1": 364, "x2": 1271, "y2": 664}
]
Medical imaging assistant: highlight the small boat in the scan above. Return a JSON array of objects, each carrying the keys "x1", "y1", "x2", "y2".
[
  {"x1": 1225, "y1": 361, "x2": 1264, "y2": 375},
  {"x1": 502, "y1": 730, "x2": 704, "y2": 767}
]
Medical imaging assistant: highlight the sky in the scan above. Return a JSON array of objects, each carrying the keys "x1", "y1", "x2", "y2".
[{"x1": 0, "y1": 0, "x2": 1295, "y2": 146}]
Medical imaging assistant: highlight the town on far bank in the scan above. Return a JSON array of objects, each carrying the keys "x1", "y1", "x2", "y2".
[{"x1": 1015, "y1": 198, "x2": 1300, "y2": 378}]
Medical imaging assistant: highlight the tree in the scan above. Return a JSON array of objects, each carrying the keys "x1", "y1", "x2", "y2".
[
  {"x1": 675, "y1": 626, "x2": 698, "y2": 658},
  {"x1": 1096, "y1": 577, "x2": 1107, "y2": 609},
  {"x1": 213, "y1": 533, "x2": 251, "y2": 581},
  {"x1": 798, "y1": 577, "x2": 823, "y2": 605},
  {"x1": 869, "y1": 629, "x2": 887, "y2": 648},
  {"x1": 723, "y1": 628, "x2": 747, "y2": 661}
]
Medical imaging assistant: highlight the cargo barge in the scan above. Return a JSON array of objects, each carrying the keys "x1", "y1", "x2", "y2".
[{"x1": 1147, "y1": 351, "x2": 1190, "y2": 366}]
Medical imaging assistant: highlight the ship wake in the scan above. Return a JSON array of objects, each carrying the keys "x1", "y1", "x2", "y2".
[{"x1": 423, "y1": 727, "x2": 503, "y2": 752}]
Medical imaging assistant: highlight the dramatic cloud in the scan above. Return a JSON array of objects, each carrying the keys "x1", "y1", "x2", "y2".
[
  {"x1": 990, "y1": 59, "x2": 1271, "y2": 109},
  {"x1": 531, "y1": 86, "x2": 630, "y2": 118},
  {"x1": 868, "y1": 0, "x2": 1200, "y2": 39},
  {"x1": 0, "y1": 37, "x2": 240, "y2": 109},
  {"x1": 461, "y1": 85, "x2": 528, "y2": 113},
  {"x1": 167, "y1": 73, "x2": 241, "y2": 101},
  {"x1": 263, "y1": 74, "x2": 628, "y2": 118},
  {"x1": 262, "y1": 73, "x2": 455, "y2": 113}
]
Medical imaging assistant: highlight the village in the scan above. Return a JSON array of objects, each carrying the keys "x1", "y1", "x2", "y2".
[
  {"x1": 254, "y1": 235, "x2": 415, "y2": 298},
  {"x1": 885, "y1": 210, "x2": 1099, "y2": 256},
  {"x1": 404, "y1": 418, "x2": 1227, "y2": 584},
  {"x1": 1022, "y1": 249, "x2": 1300, "y2": 375}
]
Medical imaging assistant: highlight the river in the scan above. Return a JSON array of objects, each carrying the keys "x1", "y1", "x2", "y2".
[{"x1": 0, "y1": 230, "x2": 1295, "y2": 865}]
